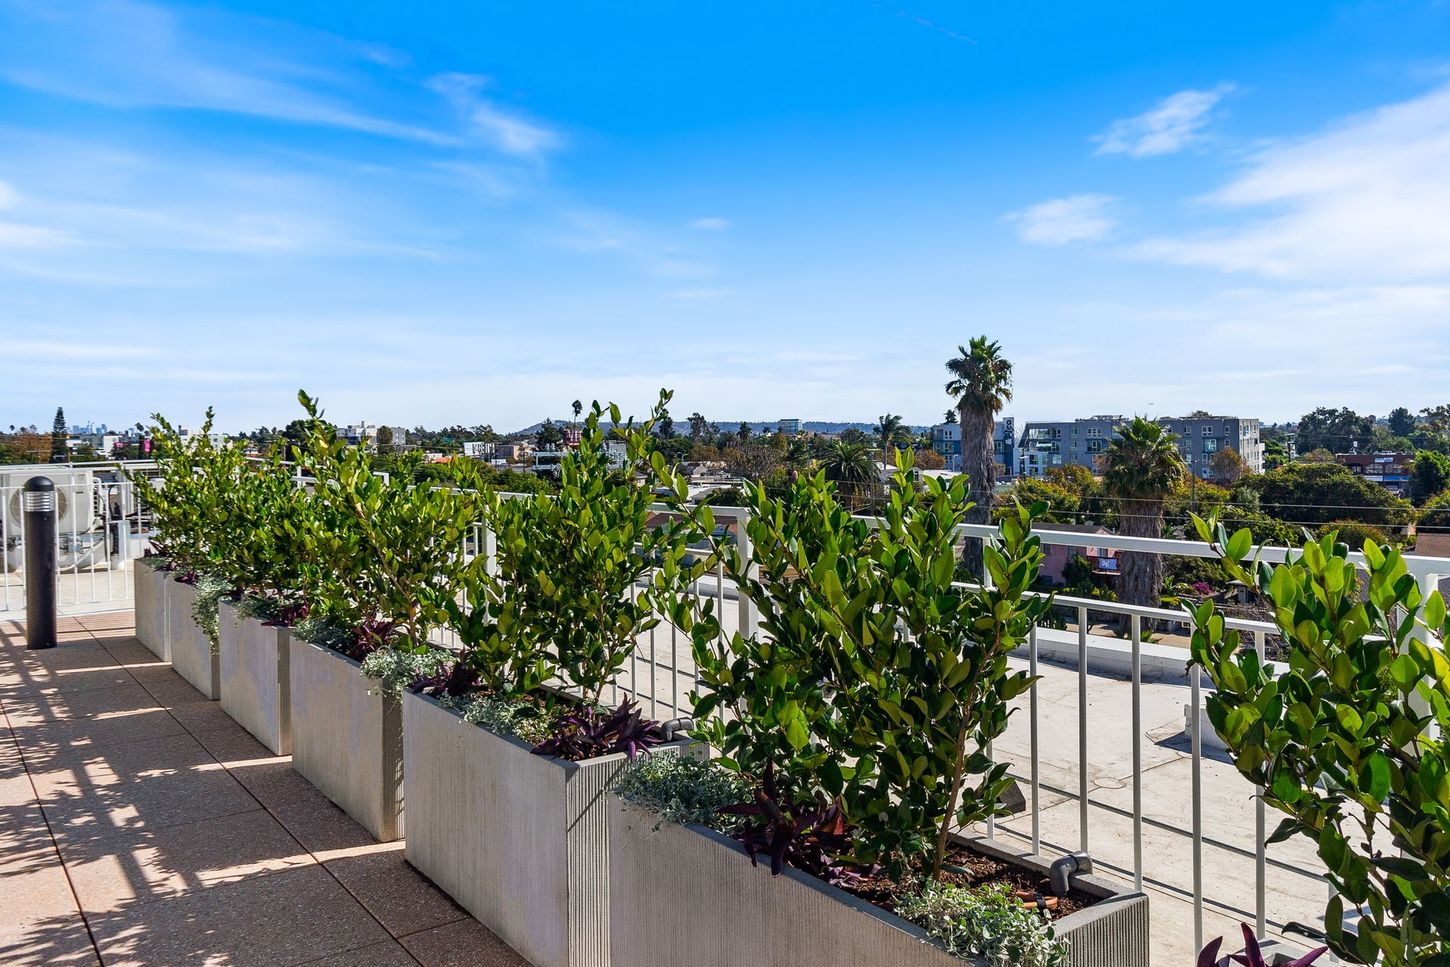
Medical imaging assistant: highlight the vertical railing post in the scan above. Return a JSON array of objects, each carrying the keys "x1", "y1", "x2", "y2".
[
  {"x1": 735, "y1": 512, "x2": 756, "y2": 637},
  {"x1": 1078, "y1": 604, "x2": 1089, "y2": 853},
  {"x1": 1131, "y1": 612, "x2": 1143, "y2": 892},
  {"x1": 1029, "y1": 623, "x2": 1040, "y2": 856},
  {"x1": 1191, "y1": 661, "x2": 1205, "y2": 955},
  {"x1": 1254, "y1": 629, "x2": 1267, "y2": 939}
]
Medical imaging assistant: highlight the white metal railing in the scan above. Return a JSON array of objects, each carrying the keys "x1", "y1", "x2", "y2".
[{"x1": 0, "y1": 461, "x2": 159, "y2": 617}]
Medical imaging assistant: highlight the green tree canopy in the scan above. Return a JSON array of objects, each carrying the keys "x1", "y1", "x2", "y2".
[
  {"x1": 1412, "y1": 450, "x2": 1450, "y2": 503},
  {"x1": 1386, "y1": 406, "x2": 1416, "y2": 437},
  {"x1": 1295, "y1": 406, "x2": 1374, "y2": 455},
  {"x1": 1238, "y1": 461, "x2": 1413, "y2": 530}
]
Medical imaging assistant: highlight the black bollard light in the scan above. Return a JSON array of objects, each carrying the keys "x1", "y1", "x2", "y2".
[{"x1": 23, "y1": 476, "x2": 58, "y2": 650}]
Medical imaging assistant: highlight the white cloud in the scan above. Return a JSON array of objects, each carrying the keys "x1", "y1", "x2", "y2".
[
  {"x1": 1133, "y1": 81, "x2": 1450, "y2": 282},
  {"x1": 690, "y1": 216, "x2": 730, "y2": 231},
  {"x1": 0, "y1": 222, "x2": 74, "y2": 249},
  {"x1": 1096, "y1": 84, "x2": 1235, "y2": 158},
  {"x1": 0, "y1": 179, "x2": 18, "y2": 209},
  {"x1": 1006, "y1": 194, "x2": 1117, "y2": 245},
  {"x1": 0, "y1": 0, "x2": 452, "y2": 144},
  {"x1": 667, "y1": 287, "x2": 733, "y2": 301},
  {"x1": 429, "y1": 73, "x2": 561, "y2": 159}
]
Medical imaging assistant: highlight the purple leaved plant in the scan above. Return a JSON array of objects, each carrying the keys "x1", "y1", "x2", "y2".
[
  {"x1": 718, "y1": 761, "x2": 862, "y2": 887},
  {"x1": 1198, "y1": 924, "x2": 1327, "y2": 967},
  {"x1": 530, "y1": 698, "x2": 663, "y2": 762},
  {"x1": 411, "y1": 658, "x2": 481, "y2": 699},
  {"x1": 344, "y1": 617, "x2": 397, "y2": 662}
]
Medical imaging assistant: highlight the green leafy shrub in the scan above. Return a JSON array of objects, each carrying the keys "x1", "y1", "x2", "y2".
[
  {"x1": 294, "y1": 391, "x2": 486, "y2": 657},
  {"x1": 676, "y1": 457, "x2": 1050, "y2": 880},
  {"x1": 1189, "y1": 514, "x2": 1450, "y2": 966},
  {"x1": 897, "y1": 882, "x2": 1068, "y2": 967},
  {"x1": 447, "y1": 391, "x2": 702, "y2": 707}
]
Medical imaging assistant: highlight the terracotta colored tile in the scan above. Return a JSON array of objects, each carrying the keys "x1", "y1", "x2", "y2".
[
  {"x1": 41, "y1": 761, "x2": 261, "y2": 846},
  {"x1": 78, "y1": 612, "x2": 136, "y2": 632},
  {"x1": 292, "y1": 939, "x2": 419, "y2": 966},
  {"x1": 18, "y1": 641, "x2": 118, "y2": 670},
  {"x1": 271, "y1": 797, "x2": 378, "y2": 854},
  {"x1": 87, "y1": 865, "x2": 391, "y2": 967},
  {"x1": 63, "y1": 809, "x2": 314, "y2": 913},
  {"x1": 0, "y1": 919, "x2": 99, "y2": 966},
  {"x1": 15, "y1": 708, "x2": 188, "y2": 755},
  {"x1": 54, "y1": 683, "x2": 161, "y2": 720},
  {"x1": 166, "y1": 700, "x2": 236, "y2": 734},
  {"x1": 325, "y1": 848, "x2": 467, "y2": 939},
  {"x1": 0, "y1": 803, "x2": 65, "y2": 868},
  {"x1": 399, "y1": 918, "x2": 528, "y2": 967},
  {"x1": 191, "y1": 724, "x2": 274, "y2": 764},
  {"x1": 97, "y1": 640, "x2": 156, "y2": 665},
  {"x1": 34, "y1": 664, "x2": 137, "y2": 694},
  {"x1": 231, "y1": 759, "x2": 330, "y2": 809},
  {"x1": 0, "y1": 852, "x2": 91, "y2": 962},
  {"x1": 138, "y1": 676, "x2": 213, "y2": 709}
]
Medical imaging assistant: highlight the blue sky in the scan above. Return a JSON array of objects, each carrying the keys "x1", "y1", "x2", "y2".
[{"x1": 2, "y1": 1, "x2": 1449, "y2": 433}]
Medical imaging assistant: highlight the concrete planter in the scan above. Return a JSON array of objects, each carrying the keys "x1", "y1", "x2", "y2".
[
  {"x1": 166, "y1": 577, "x2": 219, "y2": 699},
  {"x1": 218, "y1": 600, "x2": 291, "y2": 754},
  {"x1": 403, "y1": 689, "x2": 668, "y2": 967},
  {"x1": 289, "y1": 636, "x2": 403, "y2": 841},
  {"x1": 133, "y1": 559, "x2": 170, "y2": 661},
  {"x1": 609, "y1": 801, "x2": 1151, "y2": 967}
]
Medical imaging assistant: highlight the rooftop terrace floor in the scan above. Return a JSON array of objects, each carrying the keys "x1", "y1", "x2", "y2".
[{"x1": 0, "y1": 613, "x2": 526, "y2": 967}]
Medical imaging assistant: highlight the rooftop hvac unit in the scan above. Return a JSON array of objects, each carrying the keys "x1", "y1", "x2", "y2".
[{"x1": 2, "y1": 469, "x2": 95, "y2": 536}]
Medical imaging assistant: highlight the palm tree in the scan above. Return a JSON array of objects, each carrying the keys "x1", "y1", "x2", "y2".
[
  {"x1": 822, "y1": 439, "x2": 875, "y2": 511},
  {"x1": 1100, "y1": 417, "x2": 1185, "y2": 611},
  {"x1": 873, "y1": 413, "x2": 910, "y2": 467},
  {"x1": 945, "y1": 338, "x2": 1014, "y2": 577},
  {"x1": 571, "y1": 400, "x2": 583, "y2": 429}
]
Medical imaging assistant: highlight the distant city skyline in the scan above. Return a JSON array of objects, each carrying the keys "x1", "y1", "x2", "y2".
[{"x1": 2, "y1": 2, "x2": 1448, "y2": 430}]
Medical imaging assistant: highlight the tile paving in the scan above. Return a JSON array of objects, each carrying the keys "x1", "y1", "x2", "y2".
[{"x1": 0, "y1": 613, "x2": 527, "y2": 967}]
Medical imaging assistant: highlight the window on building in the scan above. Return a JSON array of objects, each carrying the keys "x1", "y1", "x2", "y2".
[
  {"x1": 1204, "y1": 438, "x2": 1218, "y2": 453},
  {"x1": 1201, "y1": 425, "x2": 1211, "y2": 435}
]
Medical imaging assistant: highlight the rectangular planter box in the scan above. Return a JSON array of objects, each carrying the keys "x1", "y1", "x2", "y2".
[
  {"x1": 166, "y1": 577, "x2": 219, "y2": 700},
  {"x1": 133, "y1": 559, "x2": 170, "y2": 661},
  {"x1": 289, "y1": 636, "x2": 403, "y2": 841},
  {"x1": 403, "y1": 689, "x2": 670, "y2": 967},
  {"x1": 218, "y1": 600, "x2": 292, "y2": 755},
  {"x1": 609, "y1": 801, "x2": 1151, "y2": 967}
]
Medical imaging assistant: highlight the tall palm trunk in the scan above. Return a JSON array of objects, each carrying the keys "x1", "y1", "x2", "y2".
[
  {"x1": 1118, "y1": 496, "x2": 1165, "y2": 612},
  {"x1": 959, "y1": 407, "x2": 995, "y2": 579}
]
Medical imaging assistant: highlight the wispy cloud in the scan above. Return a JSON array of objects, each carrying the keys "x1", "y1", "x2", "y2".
[
  {"x1": 1133, "y1": 81, "x2": 1450, "y2": 281},
  {"x1": 690, "y1": 216, "x2": 730, "y2": 231},
  {"x1": 1095, "y1": 83, "x2": 1235, "y2": 158},
  {"x1": 1006, "y1": 194, "x2": 1117, "y2": 245},
  {"x1": 429, "y1": 73, "x2": 562, "y2": 159},
  {"x1": 667, "y1": 287, "x2": 734, "y2": 301},
  {"x1": 0, "y1": 0, "x2": 453, "y2": 144},
  {"x1": 0, "y1": 177, "x2": 75, "y2": 249},
  {"x1": 557, "y1": 210, "x2": 715, "y2": 279}
]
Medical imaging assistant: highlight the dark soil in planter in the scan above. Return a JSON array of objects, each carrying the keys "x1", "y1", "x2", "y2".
[{"x1": 845, "y1": 842, "x2": 1096, "y2": 921}]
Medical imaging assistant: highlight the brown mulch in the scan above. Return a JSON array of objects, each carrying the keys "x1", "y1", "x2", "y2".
[{"x1": 844, "y1": 843, "x2": 1095, "y2": 920}]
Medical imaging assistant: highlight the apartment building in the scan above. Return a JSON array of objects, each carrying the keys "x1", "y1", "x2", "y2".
[
  {"x1": 1018, "y1": 414, "x2": 1263, "y2": 479},
  {"x1": 930, "y1": 416, "x2": 1016, "y2": 477}
]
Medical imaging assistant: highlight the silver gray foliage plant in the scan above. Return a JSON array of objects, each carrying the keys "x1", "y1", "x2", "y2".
[
  {"x1": 359, "y1": 648, "x2": 451, "y2": 700},
  {"x1": 895, "y1": 882, "x2": 1068, "y2": 967},
  {"x1": 613, "y1": 752, "x2": 750, "y2": 833}
]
